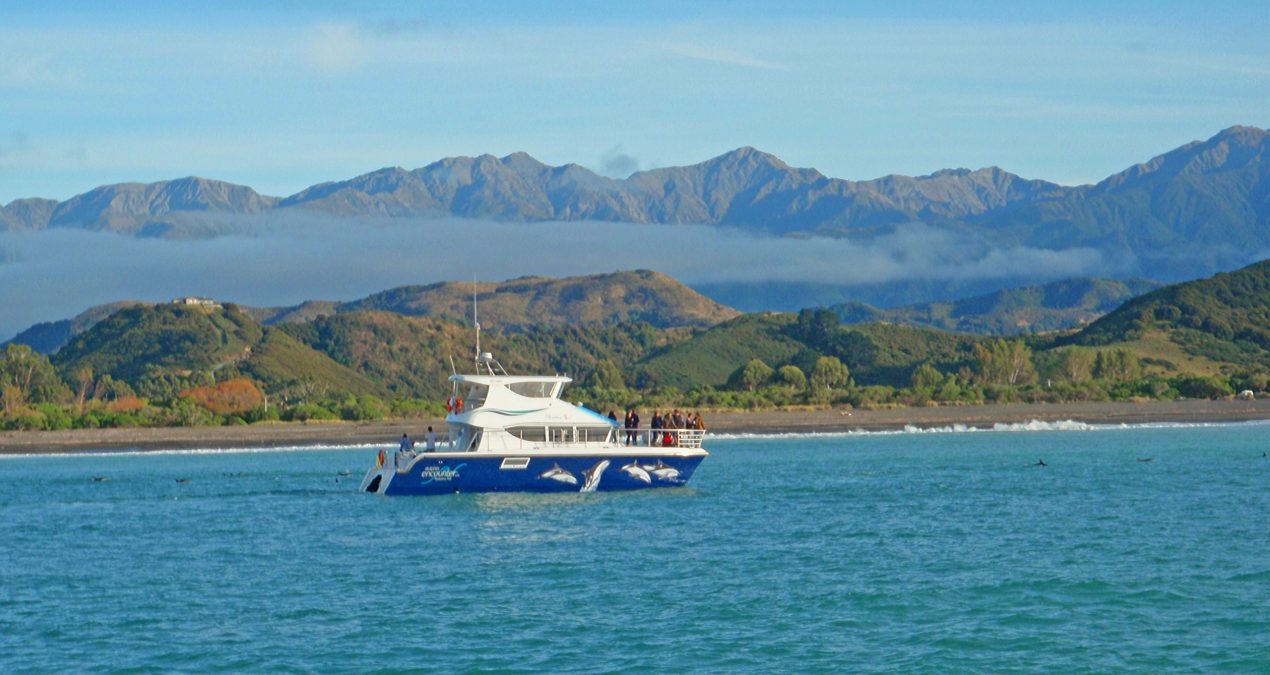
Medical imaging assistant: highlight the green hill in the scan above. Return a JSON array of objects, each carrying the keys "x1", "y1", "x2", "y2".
[
  {"x1": 52, "y1": 303, "x2": 381, "y2": 397},
  {"x1": 281, "y1": 311, "x2": 675, "y2": 399},
  {"x1": 841, "y1": 323, "x2": 984, "y2": 384},
  {"x1": 8, "y1": 301, "x2": 147, "y2": 354},
  {"x1": 834, "y1": 278, "x2": 1160, "y2": 335},
  {"x1": 238, "y1": 328, "x2": 383, "y2": 397},
  {"x1": 54, "y1": 303, "x2": 261, "y2": 383},
  {"x1": 633, "y1": 310, "x2": 986, "y2": 389},
  {"x1": 1066, "y1": 259, "x2": 1270, "y2": 375},
  {"x1": 245, "y1": 300, "x2": 339, "y2": 326},
  {"x1": 632, "y1": 314, "x2": 807, "y2": 389}
]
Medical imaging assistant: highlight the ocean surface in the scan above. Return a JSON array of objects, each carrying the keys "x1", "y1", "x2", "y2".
[{"x1": 3, "y1": 421, "x2": 1270, "y2": 672}]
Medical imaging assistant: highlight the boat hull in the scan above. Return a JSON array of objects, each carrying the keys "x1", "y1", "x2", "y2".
[{"x1": 363, "y1": 451, "x2": 705, "y2": 496}]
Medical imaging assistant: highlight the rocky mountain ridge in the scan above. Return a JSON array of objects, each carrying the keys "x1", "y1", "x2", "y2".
[{"x1": 5, "y1": 126, "x2": 1267, "y2": 280}]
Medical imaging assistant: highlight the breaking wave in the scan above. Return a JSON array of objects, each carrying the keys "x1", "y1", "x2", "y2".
[{"x1": 707, "y1": 418, "x2": 1268, "y2": 440}]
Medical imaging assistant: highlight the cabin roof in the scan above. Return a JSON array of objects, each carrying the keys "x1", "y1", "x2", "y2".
[{"x1": 449, "y1": 374, "x2": 573, "y2": 385}]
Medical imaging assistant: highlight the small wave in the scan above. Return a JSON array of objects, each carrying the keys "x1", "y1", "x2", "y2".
[
  {"x1": 707, "y1": 418, "x2": 1270, "y2": 440},
  {"x1": 989, "y1": 420, "x2": 1097, "y2": 432}
]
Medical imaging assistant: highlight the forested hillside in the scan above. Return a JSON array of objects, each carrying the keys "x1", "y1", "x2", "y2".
[
  {"x1": 834, "y1": 278, "x2": 1159, "y2": 335},
  {"x1": 3, "y1": 262, "x2": 1268, "y2": 431},
  {"x1": 1061, "y1": 259, "x2": 1270, "y2": 376},
  {"x1": 6, "y1": 269, "x2": 736, "y2": 355}
]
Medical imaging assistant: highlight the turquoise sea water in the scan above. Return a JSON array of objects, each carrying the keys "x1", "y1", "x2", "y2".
[{"x1": 3, "y1": 422, "x2": 1270, "y2": 672}]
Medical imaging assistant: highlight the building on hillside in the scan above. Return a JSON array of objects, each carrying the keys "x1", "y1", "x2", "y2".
[{"x1": 173, "y1": 296, "x2": 221, "y2": 308}]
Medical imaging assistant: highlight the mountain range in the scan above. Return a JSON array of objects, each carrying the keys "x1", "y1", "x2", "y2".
[{"x1": 4, "y1": 126, "x2": 1269, "y2": 280}]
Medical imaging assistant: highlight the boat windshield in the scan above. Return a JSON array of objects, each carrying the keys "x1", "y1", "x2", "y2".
[
  {"x1": 465, "y1": 383, "x2": 489, "y2": 408},
  {"x1": 506, "y1": 381, "x2": 556, "y2": 398}
]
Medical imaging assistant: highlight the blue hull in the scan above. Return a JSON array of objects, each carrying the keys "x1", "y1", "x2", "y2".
[{"x1": 372, "y1": 453, "x2": 705, "y2": 496}]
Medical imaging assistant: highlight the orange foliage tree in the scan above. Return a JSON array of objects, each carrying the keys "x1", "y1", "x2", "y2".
[
  {"x1": 105, "y1": 396, "x2": 147, "y2": 413},
  {"x1": 180, "y1": 378, "x2": 265, "y2": 415}
]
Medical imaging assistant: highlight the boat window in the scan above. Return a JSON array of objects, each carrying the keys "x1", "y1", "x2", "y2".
[
  {"x1": 465, "y1": 384, "x2": 489, "y2": 408},
  {"x1": 579, "y1": 426, "x2": 613, "y2": 444},
  {"x1": 506, "y1": 381, "x2": 555, "y2": 398},
  {"x1": 549, "y1": 427, "x2": 574, "y2": 443},
  {"x1": 507, "y1": 426, "x2": 547, "y2": 443}
]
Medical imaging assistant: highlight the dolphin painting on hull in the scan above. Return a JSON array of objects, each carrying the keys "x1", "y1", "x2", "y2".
[
  {"x1": 580, "y1": 460, "x2": 611, "y2": 492},
  {"x1": 621, "y1": 461, "x2": 652, "y2": 484},
  {"x1": 539, "y1": 463, "x2": 578, "y2": 485},
  {"x1": 645, "y1": 460, "x2": 681, "y2": 482}
]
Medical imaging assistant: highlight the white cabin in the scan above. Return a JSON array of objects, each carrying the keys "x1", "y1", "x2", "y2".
[{"x1": 445, "y1": 373, "x2": 622, "y2": 452}]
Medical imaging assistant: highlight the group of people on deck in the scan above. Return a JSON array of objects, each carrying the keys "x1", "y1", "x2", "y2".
[
  {"x1": 614, "y1": 408, "x2": 705, "y2": 447},
  {"x1": 396, "y1": 426, "x2": 438, "y2": 464}
]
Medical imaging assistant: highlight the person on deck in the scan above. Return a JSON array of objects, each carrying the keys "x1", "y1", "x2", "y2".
[
  {"x1": 626, "y1": 408, "x2": 640, "y2": 446},
  {"x1": 425, "y1": 426, "x2": 437, "y2": 452},
  {"x1": 396, "y1": 433, "x2": 414, "y2": 468}
]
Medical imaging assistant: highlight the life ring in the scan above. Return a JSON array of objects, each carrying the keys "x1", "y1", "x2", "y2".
[
  {"x1": 444, "y1": 397, "x2": 453, "y2": 413},
  {"x1": 376, "y1": 449, "x2": 385, "y2": 468},
  {"x1": 454, "y1": 396, "x2": 463, "y2": 413}
]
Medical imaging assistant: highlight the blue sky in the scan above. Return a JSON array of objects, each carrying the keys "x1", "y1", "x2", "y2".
[{"x1": 2, "y1": 1, "x2": 1268, "y2": 204}]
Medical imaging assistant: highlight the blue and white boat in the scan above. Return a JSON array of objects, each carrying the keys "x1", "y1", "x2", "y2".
[{"x1": 360, "y1": 351, "x2": 708, "y2": 496}]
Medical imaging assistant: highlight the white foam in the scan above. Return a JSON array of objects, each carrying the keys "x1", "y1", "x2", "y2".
[
  {"x1": 988, "y1": 419, "x2": 1097, "y2": 432},
  {"x1": 707, "y1": 418, "x2": 1270, "y2": 440}
]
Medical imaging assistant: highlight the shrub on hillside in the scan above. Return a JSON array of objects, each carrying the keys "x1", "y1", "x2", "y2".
[
  {"x1": 1172, "y1": 375, "x2": 1233, "y2": 400},
  {"x1": 283, "y1": 402, "x2": 339, "y2": 422},
  {"x1": 339, "y1": 395, "x2": 388, "y2": 421},
  {"x1": 180, "y1": 378, "x2": 265, "y2": 415},
  {"x1": 105, "y1": 395, "x2": 147, "y2": 413}
]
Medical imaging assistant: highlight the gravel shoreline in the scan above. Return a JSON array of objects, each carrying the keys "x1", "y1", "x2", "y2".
[{"x1": 3, "y1": 398, "x2": 1268, "y2": 455}]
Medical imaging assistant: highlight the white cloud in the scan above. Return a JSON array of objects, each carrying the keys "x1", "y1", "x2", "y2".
[
  {"x1": 304, "y1": 23, "x2": 367, "y2": 74},
  {"x1": 0, "y1": 53, "x2": 82, "y2": 88},
  {"x1": 0, "y1": 218, "x2": 1122, "y2": 340},
  {"x1": 661, "y1": 42, "x2": 781, "y2": 70}
]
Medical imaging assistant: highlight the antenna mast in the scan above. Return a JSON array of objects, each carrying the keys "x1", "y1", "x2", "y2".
[{"x1": 473, "y1": 281, "x2": 481, "y2": 366}]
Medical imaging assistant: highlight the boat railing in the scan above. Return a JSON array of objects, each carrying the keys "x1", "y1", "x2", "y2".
[
  {"x1": 622, "y1": 427, "x2": 705, "y2": 449},
  {"x1": 435, "y1": 426, "x2": 707, "y2": 452}
]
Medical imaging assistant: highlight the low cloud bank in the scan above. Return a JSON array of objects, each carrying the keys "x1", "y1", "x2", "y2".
[{"x1": 0, "y1": 216, "x2": 1115, "y2": 340}]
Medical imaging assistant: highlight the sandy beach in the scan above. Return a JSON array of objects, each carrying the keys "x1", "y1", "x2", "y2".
[{"x1": 3, "y1": 398, "x2": 1269, "y2": 455}]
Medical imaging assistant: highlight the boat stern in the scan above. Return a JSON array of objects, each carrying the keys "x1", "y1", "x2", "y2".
[{"x1": 359, "y1": 449, "x2": 392, "y2": 494}]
